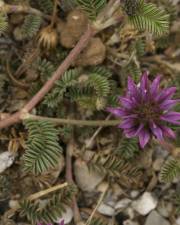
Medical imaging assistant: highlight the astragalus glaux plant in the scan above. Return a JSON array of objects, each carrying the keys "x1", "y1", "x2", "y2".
[
  {"x1": 0, "y1": 0, "x2": 179, "y2": 224},
  {"x1": 108, "y1": 73, "x2": 180, "y2": 148}
]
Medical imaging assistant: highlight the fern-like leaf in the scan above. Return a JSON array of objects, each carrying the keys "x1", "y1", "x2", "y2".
[
  {"x1": 0, "y1": 13, "x2": 8, "y2": 33},
  {"x1": 88, "y1": 73, "x2": 110, "y2": 97},
  {"x1": 116, "y1": 138, "x2": 139, "y2": 160},
  {"x1": 129, "y1": 0, "x2": 169, "y2": 36},
  {"x1": 90, "y1": 217, "x2": 109, "y2": 225},
  {"x1": 21, "y1": 14, "x2": 42, "y2": 39},
  {"x1": 44, "y1": 69, "x2": 80, "y2": 108},
  {"x1": 89, "y1": 154, "x2": 141, "y2": 182},
  {"x1": 23, "y1": 119, "x2": 62, "y2": 175},
  {"x1": 20, "y1": 184, "x2": 76, "y2": 224},
  {"x1": 90, "y1": 66, "x2": 112, "y2": 78},
  {"x1": 160, "y1": 158, "x2": 180, "y2": 183},
  {"x1": 37, "y1": 58, "x2": 56, "y2": 82},
  {"x1": 76, "y1": 0, "x2": 107, "y2": 20},
  {"x1": 38, "y1": 0, "x2": 53, "y2": 13},
  {"x1": 175, "y1": 193, "x2": 180, "y2": 214}
]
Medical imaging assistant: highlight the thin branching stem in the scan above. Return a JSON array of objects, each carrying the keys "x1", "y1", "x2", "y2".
[
  {"x1": 0, "y1": 25, "x2": 95, "y2": 129},
  {"x1": 25, "y1": 114, "x2": 121, "y2": 127}
]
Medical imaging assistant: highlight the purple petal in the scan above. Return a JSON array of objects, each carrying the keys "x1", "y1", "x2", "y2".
[
  {"x1": 140, "y1": 72, "x2": 149, "y2": 89},
  {"x1": 161, "y1": 112, "x2": 180, "y2": 121},
  {"x1": 124, "y1": 128, "x2": 138, "y2": 138},
  {"x1": 127, "y1": 76, "x2": 139, "y2": 97},
  {"x1": 59, "y1": 219, "x2": 65, "y2": 225},
  {"x1": 156, "y1": 87, "x2": 176, "y2": 102},
  {"x1": 135, "y1": 123, "x2": 144, "y2": 135},
  {"x1": 138, "y1": 129, "x2": 150, "y2": 148},
  {"x1": 160, "y1": 126, "x2": 176, "y2": 139},
  {"x1": 140, "y1": 72, "x2": 149, "y2": 98},
  {"x1": 119, "y1": 97, "x2": 134, "y2": 109},
  {"x1": 150, "y1": 122, "x2": 163, "y2": 140},
  {"x1": 122, "y1": 114, "x2": 138, "y2": 119},
  {"x1": 119, "y1": 118, "x2": 136, "y2": 129},
  {"x1": 159, "y1": 99, "x2": 180, "y2": 110},
  {"x1": 160, "y1": 112, "x2": 180, "y2": 125},
  {"x1": 150, "y1": 75, "x2": 161, "y2": 96},
  {"x1": 107, "y1": 107, "x2": 127, "y2": 117},
  {"x1": 123, "y1": 123, "x2": 144, "y2": 138}
]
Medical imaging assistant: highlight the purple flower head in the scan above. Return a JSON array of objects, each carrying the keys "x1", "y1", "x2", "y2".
[{"x1": 107, "y1": 72, "x2": 180, "y2": 148}]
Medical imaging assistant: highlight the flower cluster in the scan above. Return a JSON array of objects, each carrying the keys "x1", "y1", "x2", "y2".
[{"x1": 108, "y1": 72, "x2": 180, "y2": 148}]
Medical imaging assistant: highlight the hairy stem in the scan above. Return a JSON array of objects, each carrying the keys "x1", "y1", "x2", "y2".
[
  {"x1": 26, "y1": 114, "x2": 120, "y2": 127},
  {"x1": 0, "y1": 25, "x2": 95, "y2": 129}
]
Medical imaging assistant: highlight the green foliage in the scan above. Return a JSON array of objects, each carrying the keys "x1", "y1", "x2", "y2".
[
  {"x1": 38, "y1": 0, "x2": 53, "y2": 13},
  {"x1": 44, "y1": 68, "x2": 80, "y2": 108},
  {"x1": 133, "y1": 39, "x2": 146, "y2": 57},
  {"x1": 76, "y1": 0, "x2": 107, "y2": 20},
  {"x1": 21, "y1": 14, "x2": 42, "y2": 39},
  {"x1": 90, "y1": 217, "x2": 109, "y2": 225},
  {"x1": 116, "y1": 138, "x2": 140, "y2": 160},
  {"x1": 88, "y1": 73, "x2": 110, "y2": 97},
  {"x1": 20, "y1": 184, "x2": 76, "y2": 224},
  {"x1": 44, "y1": 67, "x2": 113, "y2": 110},
  {"x1": 129, "y1": 0, "x2": 169, "y2": 36},
  {"x1": 125, "y1": 61, "x2": 141, "y2": 82},
  {"x1": 175, "y1": 193, "x2": 180, "y2": 214},
  {"x1": 90, "y1": 66, "x2": 112, "y2": 78},
  {"x1": 37, "y1": 58, "x2": 56, "y2": 82},
  {"x1": 160, "y1": 158, "x2": 180, "y2": 183},
  {"x1": 0, "y1": 13, "x2": 8, "y2": 33},
  {"x1": 23, "y1": 119, "x2": 62, "y2": 175},
  {"x1": 88, "y1": 154, "x2": 141, "y2": 183}
]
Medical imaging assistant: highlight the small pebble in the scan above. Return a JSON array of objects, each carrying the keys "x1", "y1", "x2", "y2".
[
  {"x1": 145, "y1": 210, "x2": 170, "y2": 225},
  {"x1": 115, "y1": 198, "x2": 132, "y2": 210},
  {"x1": 130, "y1": 191, "x2": 139, "y2": 199},
  {"x1": 97, "y1": 202, "x2": 115, "y2": 216},
  {"x1": 132, "y1": 192, "x2": 158, "y2": 215},
  {"x1": 74, "y1": 159, "x2": 105, "y2": 192},
  {"x1": 0, "y1": 151, "x2": 15, "y2": 174}
]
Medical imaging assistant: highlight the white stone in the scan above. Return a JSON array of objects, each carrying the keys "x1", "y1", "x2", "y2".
[
  {"x1": 0, "y1": 151, "x2": 15, "y2": 173},
  {"x1": 145, "y1": 210, "x2": 170, "y2": 225},
  {"x1": 9, "y1": 200, "x2": 20, "y2": 210},
  {"x1": 97, "y1": 203, "x2": 115, "y2": 216},
  {"x1": 56, "y1": 206, "x2": 73, "y2": 224},
  {"x1": 130, "y1": 191, "x2": 139, "y2": 199},
  {"x1": 176, "y1": 217, "x2": 180, "y2": 225},
  {"x1": 132, "y1": 192, "x2": 158, "y2": 215},
  {"x1": 115, "y1": 198, "x2": 132, "y2": 210},
  {"x1": 74, "y1": 159, "x2": 105, "y2": 192}
]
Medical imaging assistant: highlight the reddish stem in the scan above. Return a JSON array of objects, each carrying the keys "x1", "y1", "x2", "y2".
[{"x1": 0, "y1": 26, "x2": 95, "y2": 129}]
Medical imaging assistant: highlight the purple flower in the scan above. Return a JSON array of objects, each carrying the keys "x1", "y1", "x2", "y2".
[{"x1": 107, "y1": 72, "x2": 180, "y2": 148}]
